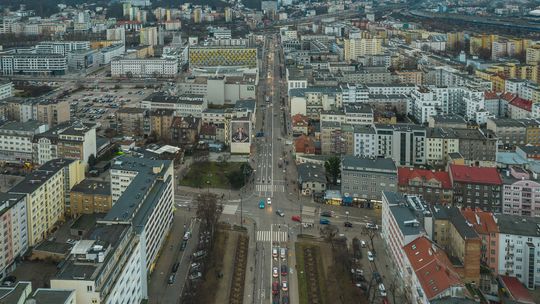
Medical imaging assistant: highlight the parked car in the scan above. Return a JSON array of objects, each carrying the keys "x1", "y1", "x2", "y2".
[
  {"x1": 320, "y1": 211, "x2": 333, "y2": 217},
  {"x1": 272, "y1": 247, "x2": 278, "y2": 258},
  {"x1": 272, "y1": 281, "x2": 280, "y2": 295},
  {"x1": 280, "y1": 247, "x2": 287, "y2": 260},
  {"x1": 189, "y1": 272, "x2": 202, "y2": 280},
  {"x1": 192, "y1": 250, "x2": 206, "y2": 260},
  {"x1": 379, "y1": 283, "x2": 387, "y2": 296},
  {"x1": 172, "y1": 262, "x2": 179, "y2": 273},
  {"x1": 281, "y1": 265, "x2": 288, "y2": 276},
  {"x1": 281, "y1": 281, "x2": 288, "y2": 291},
  {"x1": 167, "y1": 273, "x2": 176, "y2": 284},
  {"x1": 273, "y1": 267, "x2": 279, "y2": 278},
  {"x1": 344, "y1": 221, "x2": 353, "y2": 228},
  {"x1": 319, "y1": 218, "x2": 330, "y2": 225},
  {"x1": 180, "y1": 240, "x2": 187, "y2": 251},
  {"x1": 361, "y1": 240, "x2": 366, "y2": 248},
  {"x1": 368, "y1": 251, "x2": 374, "y2": 262}
]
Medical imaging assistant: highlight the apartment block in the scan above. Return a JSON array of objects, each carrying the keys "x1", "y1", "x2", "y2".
[
  {"x1": 449, "y1": 164, "x2": 502, "y2": 213},
  {"x1": 501, "y1": 166, "x2": 540, "y2": 217},
  {"x1": 461, "y1": 208, "x2": 499, "y2": 273},
  {"x1": 9, "y1": 159, "x2": 84, "y2": 246},
  {"x1": 116, "y1": 107, "x2": 147, "y2": 137},
  {"x1": 397, "y1": 168, "x2": 453, "y2": 204},
  {"x1": 375, "y1": 124, "x2": 427, "y2": 166},
  {"x1": 0, "y1": 193, "x2": 28, "y2": 279},
  {"x1": 0, "y1": 81, "x2": 13, "y2": 101},
  {"x1": 111, "y1": 58, "x2": 178, "y2": 78},
  {"x1": 341, "y1": 156, "x2": 397, "y2": 203},
  {"x1": 0, "y1": 120, "x2": 48, "y2": 163},
  {"x1": 70, "y1": 180, "x2": 112, "y2": 217},
  {"x1": 4, "y1": 97, "x2": 70, "y2": 126}
]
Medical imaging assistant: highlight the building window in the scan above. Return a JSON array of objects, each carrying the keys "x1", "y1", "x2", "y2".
[{"x1": 87, "y1": 286, "x2": 93, "y2": 292}]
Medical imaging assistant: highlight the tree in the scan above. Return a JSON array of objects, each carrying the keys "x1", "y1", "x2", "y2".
[
  {"x1": 320, "y1": 224, "x2": 339, "y2": 249},
  {"x1": 195, "y1": 193, "x2": 223, "y2": 239},
  {"x1": 87, "y1": 154, "x2": 97, "y2": 169},
  {"x1": 466, "y1": 64, "x2": 475, "y2": 75},
  {"x1": 324, "y1": 156, "x2": 341, "y2": 185},
  {"x1": 362, "y1": 225, "x2": 378, "y2": 254}
]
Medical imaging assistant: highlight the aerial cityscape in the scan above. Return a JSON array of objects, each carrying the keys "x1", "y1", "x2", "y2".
[{"x1": 0, "y1": 0, "x2": 539, "y2": 303}]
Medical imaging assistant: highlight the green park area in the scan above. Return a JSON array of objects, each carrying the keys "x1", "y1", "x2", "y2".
[{"x1": 179, "y1": 161, "x2": 252, "y2": 189}]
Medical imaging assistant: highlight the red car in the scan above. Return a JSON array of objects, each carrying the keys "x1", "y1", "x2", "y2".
[
  {"x1": 291, "y1": 215, "x2": 301, "y2": 222},
  {"x1": 272, "y1": 281, "x2": 280, "y2": 295}
]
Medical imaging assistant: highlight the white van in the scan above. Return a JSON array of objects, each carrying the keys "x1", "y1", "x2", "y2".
[
  {"x1": 360, "y1": 240, "x2": 366, "y2": 248},
  {"x1": 367, "y1": 251, "x2": 374, "y2": 262}
]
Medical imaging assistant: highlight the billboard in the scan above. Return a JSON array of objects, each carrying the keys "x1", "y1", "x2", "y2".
[{"x1": 230, "y1": 120, "x2": 251, "y2": 154}]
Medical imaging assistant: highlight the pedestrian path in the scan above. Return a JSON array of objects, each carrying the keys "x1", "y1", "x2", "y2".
[
  {"x1": 256, "y1": 230, "x2": 288, "y2": 242},
  {"x1": 255, "y1": 184, "x2": 285, "y2": 192},
  {"x1": 222, "y1": 204, "x2": 238, "y2": 215}
]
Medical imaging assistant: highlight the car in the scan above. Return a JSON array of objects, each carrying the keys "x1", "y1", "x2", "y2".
[
  {"x1": 280, "y1": 247, "x2": 287, "y2": 260},
  {"x1": 276, "y1": 209, "x2": 285, "y2": 217},
  {"x1": 259, "y1": 199, "x2": 265, "y2": 209},
  {"x1": 267, "y1": 197, "x2": 272, "y2": 205},
  {"x1": 167, "y1": 273, "x2": 176, "y2": 284},
  {"x1": 319, "y1": 218, "x2": 330, "y2": 225},
  {"x1": 273, "y1": 267, "x2": 279, "y2": 278},
  {"x1": 272, "y1": 295, "x2": 280, "y2": 304},
  {"x1": 66, "y1": 239, "x2": 77, "y2": 245},
  {"x1": 172, "y1": 262, "x2": 179, "y2": 273},
  {"x1": 291, "y1": 215, "x2": 301, "y2": 222},
  {"x1": 281, "y1": 264, "x2": 288, "y2": 276},
  {"x1": 189, "y1": 272, "x2": 202, "y2": 280},
  {"x1": 368, "y1": 251, "x2": 374, "y2": 262},
  {"x1": 183, "y1": 232, "x2": 191, "y2": 241},
  {"x1": 373, "y1": 271, "x2": 383, "y2": 284},
  {"x1": 2, "y1": 276, "x2": 16, "y2": 286},
  {"x1": 272, "y1": 247, "x2": 278, "y2": 258},
  {"x1": 344, "y1": 221, "x2": 353, "y2": 228},
  {"x1": 272, "y1": 281, "x2": 280, "y2": 295},
  {"x1": 379, "y1": 283, "x2": 387, "y2": 296},
  {"x1": 190, "y1": 262, "x2": 201, "y2": 272},
  {"x1": 192, "y1": 250, "x2": 206, "y2": 260},
  {"x1": 281, "y1": 281, "x2": 288, "y2": 291},
  {"x1": 361, "y1": 240, "x2": 366, "y2": 248},
  {"x1": 320, "y1": 211, "x2": 333, "y2": 217},
  {"x1": 282, "y1": 295, "x2": 289, "y2": 304},
  {"x1": 366, "y1": 223, "x2": 378, "y2": 230},
  {"x1": 180, "y1": 240, "x2": 187, "y2": 251}
]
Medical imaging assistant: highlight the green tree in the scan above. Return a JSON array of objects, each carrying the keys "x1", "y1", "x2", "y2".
[
  {"x1": 87, "y1": 154, "x2": 97, "y2": 169},
  {"x1": 324, "y1": 156, "x2": 341, "y2": 185}
]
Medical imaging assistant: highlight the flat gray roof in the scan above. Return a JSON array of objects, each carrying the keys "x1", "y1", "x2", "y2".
[
  {"x1": 495, "y1": 214, "x2": 540, "y2": 236},
  {"x1": 342, "y1": 156, "x2": 396, "y2": 173},
  {"x1": 10, "y1": 159, "x2": 76, "y2": 194},
  {"x1": 32, "y1": 289, "x2": 75, "y2": 303}
]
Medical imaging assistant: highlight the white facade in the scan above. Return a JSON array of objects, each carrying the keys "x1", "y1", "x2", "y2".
[
  {"x1": 0, "y1": 81, "x2": 13, "y2": 100},
  {"x1": 111, "y1": 58, "x2": 178, "y2": 78},
  {"x1": 99, "y1": 44, "x2": 125, "y2": 65},
  {"x1": 340, "y1": 83, "x2": 368, "y2": 104},
  {"x1": 0, "y1": 193, "x2": 28, "y2": 279},
  {"x1": 0, "y1": 53, "x2": 67, "y2": 75},
  {"x1": 366, "y1": 84, "x2": 416, "y2": 95},
  {"x1": 409, "y1": 87, "x2": 444, "y2": 124},
  {"x1": 141, "y1": 96, "x2": 208, "y2": 118},
  {"x1": 353, "y1": 128, "x2": 376, "y2": 157},
  {"x1": 35, "y1": 41, "x2": 90, "y2": 55},
  {"x1": 0, "y1": 121, "x2": 48, "y2": 163},
  {"x1": 290, "y1": 96, "x2": 307, "y2": 116}
]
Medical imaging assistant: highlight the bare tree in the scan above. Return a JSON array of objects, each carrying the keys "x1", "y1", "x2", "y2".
[
  {"x1": 321, "y1": 224, "x2": 339, "y2": 249},
  {"x1": 362, "y1": 226, "x2": 378, "y2": 254},
  {"x1": 195, "y1": 193, "x2": 223, "y2": 238}
]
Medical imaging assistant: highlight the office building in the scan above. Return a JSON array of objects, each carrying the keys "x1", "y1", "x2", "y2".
[
  {"x1": 341, "y1": 156, "x2": 397, "y2": 203},
  {"x1": 141, "y1": 92, "x2": 207, "y2": 117},
  {"x1": 188, "y1": 47, "x2": 257, "y2": 68},
  {"x1": 111, "y1": 58, "x2": 178, "y2": 78},
  {"x1": 0, "y1": 81, "x2": 13, "y2": 100},
  {"x1": 35, "y1": 41, "x2": 90, "y2": 56}
]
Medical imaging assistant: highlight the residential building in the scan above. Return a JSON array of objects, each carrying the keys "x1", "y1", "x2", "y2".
[
  {"x1": 0, "y1": 120, "x2": 48, "y2": 163},
  {"x1": 140, "y1": 27, "x2": 158, "y2": 46},
  {"x1": 353, "y1": 125, "x2": 377, "y2": 157},
  {"x1": 526, "y1": 44, "x2": 540, "y2": 65},
  {"x1": 461, "y1": 208, "x2": 499, "y2": 273},
  {"x1": 495, "y1": 214, "x2": 540, "y2": 289},
  {"x1": 0, "y1": 193, "x2": 28, "y2": 279},
  {"x1": 501, "y1": 166, "x2": 540, "y2": 217},
  {"x1": 428, "y1": 115, "x2": 467, "y2": 129},
  {"x1": 487, "y1": 118, "x2": 528, "y2": 147},
  {"x1": 449, "y1": 164, "x2": 502, "y2": 213},
  {"x1": 33, "y1": 121, "x2": 97, "y2": 165},
  {"x1": 141, "y1": 92, "x2": 207, "y2": 118},
  {"x1": 398, "y1": 168, "x2": 453, "y2": 204},
  {"x1": 170, "y1": 115, "x2": 201, "y2": 147},
  {"x1": 375, "y1": 124, "x2": 427, "y2": 166},
  {"x1": 105, "y1": 156, "x2": 174, "y2": 272},
  {"x1": 116, "y1": 107, "x2": 147, "y2": 137},
  {"x1": 70, "y1": 180, "x2": 112, "y2": 217},
  {"x1": 340, "y1": 83, "x2": 368, "y2": 104},
  {"x1": 381, "y1": 191, "x2": 424, "y2": 277},
  {"x1": 293, "y1": 135, "x2": 316, "y2": 155},
  {"x1": 4, "y1": 97, "x2": 70, "y2": 126},
  {"x1": 148, "y1": 109, "x2": 174, "y2": 141},
  {"x1": 0, "y1": 81, "x2": 13, "y2": 100},
  {"x1": 291, "y1": 114, "x2": 309, "y2": 135},
  {"x1": 111, "y1": 58, "x2": 178, "y2": 78},
  {"x1": 402, "y1": 236, "x2": 466, "y2": 303},
  {"x1": 0, "y1": 51, "x2": 67, "y2": 75},
  {"x1": 424, "y1": 206, "x2": 481, "y2": 284},
  {"x1": 51, "y1": 224, "x2": 146, "y2": 304},
  {"x1": 9, "y1": 159, "x2": 84, "y2": 246},
  {"x1": 297, "y1": 163, "x2": 326, "y2": 195},
  {"x1": 320, "y1": 122, "x2": 353, "y2": 155},
  {"x1": 508, "y1": 97, "x2": 533, "y2": 119},
  {"x1": 35, "y1": 41, "x2": 90, "y2": 56},
  {"x1": 343, "y1": 37, "x2": 383, "y2": 61},
  {"x1": 341, "y1": 156, "x2": 397, "y2": 203}
]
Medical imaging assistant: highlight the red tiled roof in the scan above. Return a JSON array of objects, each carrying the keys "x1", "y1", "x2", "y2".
[
  {"x1": 484, "y1": 91, "x2": 499, "y2": 100},
  {"x1": 499, "y1": 276, "x2": 535, "y2": 304},
  {"x1": 500, "y1": 92, "x2": 517, "y2": 102},
  {"x1": 403, "y1": 237, "x2": 463, "y2": 300},
  {"x1": 509, "y1": 97, "x2": 532, "y2": 112},
  {"x1": 449, "y1": 165, "x2": 502, "y2": 185},
  {"x1": 398, "y1": 168, "x2": 452, "y2": 189},
  {"x1": 294, "y1": 135, "x2": 316, "y2": 154},
  {"x1": 292, "y1": 114, "x2": 309, "y2": 126},
  {"x1": 461, "y1": 208, "x2": 498, "y2": 235}
]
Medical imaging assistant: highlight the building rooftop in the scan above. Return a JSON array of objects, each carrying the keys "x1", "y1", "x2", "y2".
[
  {"x1": 0, "y1": 193, "x2": 25, "y2": 217},
  {"x1": 449, "y1": 164, "x2": 502, "y2": 185},
  {"x1": 0, "y1": 282, "x2": 31, "y2": 303},
  {"x1": 297, "y1": 163, "x2": 326, "y2": 184},
  {"x1": 144, "y1": 92, "x2": 205, "y2": 105},
  {"x1": 9, "y1": 159, "x2": 76, "y2": 194},
  {"x1": 383, "y1": 191, "x2": 422, "y2": 236},
  {"x1": 495, "y1": 214, "x2": 540, "y2": 237},
  {"x1": 0, "y1": 120, "x2": 45, "y2": 133},
  {"x1": 446, "y1": 207, "x2": 479, "y2": 240},
  {"x1": 344, "y1": 104, "x2": 373, "y2": 114},
  {"x1": 461, "y1": 208, "x2": 498, "y2": 235},
  {"x1": 32, "y1": 289, "x2": 75, "y2": 303},
  {"x1": 403, "y1": 236, "x2": 463, "y2": 300},
  {"x1": 117, "y1": 107, "x2": 146, "y2": 114},
  {"x1": 101, "y1": 157, "x2": 171, "y2": 229},
  {"x1": 488, "y1": 118, "x2": 527, "y2": 128},
  {"x1": 499, "y1": 275, "x2": 535, "y2": 304},
  {"x1": 398, "y1": 168, "x2": 452, "y2": 189},
  {"x1": 342, "y1": 156, "x2": 396, "y2": 173},
  {"x1": 517, "y1": 145, "x2": 540, "y2": 155},
  {"x1": 429, "y1": 115, "x2": 467, "y2": 124},
  {"x1": 71, "y1": 180, "x2": 111, "y2": 196}
]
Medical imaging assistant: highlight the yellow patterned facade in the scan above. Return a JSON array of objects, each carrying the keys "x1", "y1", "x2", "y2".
[{"x1": 188, "y1": 47, "x2": 257, "y2": 68}]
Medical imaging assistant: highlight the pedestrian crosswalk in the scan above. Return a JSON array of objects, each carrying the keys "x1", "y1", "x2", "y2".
[
  {"x1": 222, "y1": 204, "x2": 238, "y2": 215},
  {"x1": 255, "y1": 184, "x2": 285, "y2": 192},
  {"x1": 256, "y1": 230, "x2": 288, "y2": 242}
]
